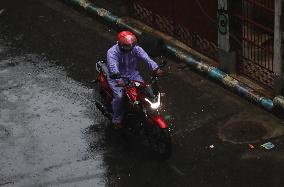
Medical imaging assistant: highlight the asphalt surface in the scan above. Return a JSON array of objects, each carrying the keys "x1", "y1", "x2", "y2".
[{"x1": 1, "y1": 0, "x2": 284, "y2": 186}]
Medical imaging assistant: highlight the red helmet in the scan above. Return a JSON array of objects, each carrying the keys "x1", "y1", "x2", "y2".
[{"x1": 117, "y1": 31, "x2": 137, "y2": 51}]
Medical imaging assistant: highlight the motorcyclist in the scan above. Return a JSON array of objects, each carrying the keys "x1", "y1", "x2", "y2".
[{"x1": 106, "y1": 30, "x2": 163, "y2": 128}]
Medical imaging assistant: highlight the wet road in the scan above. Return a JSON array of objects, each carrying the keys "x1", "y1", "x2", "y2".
[{"x1": 1, "y1": 0, "x2": 284, "y2": 186}]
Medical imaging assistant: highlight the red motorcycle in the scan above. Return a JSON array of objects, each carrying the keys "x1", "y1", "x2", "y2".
[{"x1": 94, "y1": 60, "x2": 171, "y2": 159}]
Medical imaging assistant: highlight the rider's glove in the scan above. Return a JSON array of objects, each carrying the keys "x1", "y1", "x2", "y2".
[
  {"x1": 154, "y1": 68, "x2": 164, "y2": 77},
  {"x1": 116, "y1": 79, "x2": 126, "y2": 87}
]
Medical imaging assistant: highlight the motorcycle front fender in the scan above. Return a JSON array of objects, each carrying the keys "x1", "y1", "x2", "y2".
[{"x1": 149, "y1": 115, "x2": 168, "y2": 129}]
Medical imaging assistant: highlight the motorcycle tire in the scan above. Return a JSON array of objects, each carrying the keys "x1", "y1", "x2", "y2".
[{"x1": 147, "y1": 126, "x2": 172, "y2": 160}]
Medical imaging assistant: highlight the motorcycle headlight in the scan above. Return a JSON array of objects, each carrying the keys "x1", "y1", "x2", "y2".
[{"x1": 145, "y1": 93, "x2": 161, "y2": 109}]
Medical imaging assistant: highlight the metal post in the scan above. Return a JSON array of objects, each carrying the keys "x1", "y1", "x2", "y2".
[
  {"x1": 274, "y1": 0, "x2": 283, "y2": 95},
  {"x1": 218, "y1": 0, "x2": 236, "y2": 73},
  {"x1": 218, "y1": 0, "x2": 229, "y2": 52}
]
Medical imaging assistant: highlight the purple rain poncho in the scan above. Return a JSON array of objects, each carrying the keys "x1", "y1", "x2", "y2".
[{"x1": 106, "y1": 44, "x2": 159, "y2": 123}]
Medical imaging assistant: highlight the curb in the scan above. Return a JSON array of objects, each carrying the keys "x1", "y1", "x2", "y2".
[
  {"x1": 60, "y1": 0, "x2": 284, "y2": 112},
  {"x1": 60, "y1": 0, "x2": 141, "y2": 35}
]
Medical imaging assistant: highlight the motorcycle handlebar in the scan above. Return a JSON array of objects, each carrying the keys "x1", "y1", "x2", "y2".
[
  {"x1": 110, "y1": 71, "x2": 163, "y2": 81},
  {"x1": 110, "y1": 74, "x2": 131, "y2": 87},
  {"x1": 109, "y1": 59, "x2": 167, "y2": 88}
]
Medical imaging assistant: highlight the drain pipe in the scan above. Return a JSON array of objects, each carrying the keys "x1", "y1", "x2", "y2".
[{"x1": 60, "y1": 0, "x2": 284, "y2": 112}]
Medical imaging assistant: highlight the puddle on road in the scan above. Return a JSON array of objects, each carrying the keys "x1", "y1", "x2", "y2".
[{"x1": 218, "y1": 112, "x2": 284, "y2": 144}]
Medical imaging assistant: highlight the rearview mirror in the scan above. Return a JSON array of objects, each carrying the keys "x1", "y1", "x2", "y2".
[{"x1": 158, "y1": 59, "x2": 167, "y2": 68}]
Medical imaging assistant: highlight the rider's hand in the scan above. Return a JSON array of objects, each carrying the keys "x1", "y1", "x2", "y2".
[
  {"x1": 116, "y1": 79, "x2": 126, "y2": 87},
  {"x1": 154, "y1": 68, "x2": 164, "y2": 77}
]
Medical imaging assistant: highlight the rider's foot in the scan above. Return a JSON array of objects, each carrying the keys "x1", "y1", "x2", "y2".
[{"x1": 113, "y1": 122, "x2": 123, "y2": 130}]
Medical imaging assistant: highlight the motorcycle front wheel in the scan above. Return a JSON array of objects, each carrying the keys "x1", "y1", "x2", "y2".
[{"x1": 147, "y1": 125, "x2": 172, "y2": 160}]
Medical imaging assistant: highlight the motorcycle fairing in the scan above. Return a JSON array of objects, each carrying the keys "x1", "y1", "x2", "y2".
[
  {"x1": 125, "y1": 86, "x2": 138, "y2": 104},
  {"x1": 150, "y1": 115, "x2": 167, "y2": 129},
  {"x1": 98, "y1": 73, "x2": 112, "y2": 98},
  {"x1": 96, "y1": 61, "x2": 113, "y2": 98}
]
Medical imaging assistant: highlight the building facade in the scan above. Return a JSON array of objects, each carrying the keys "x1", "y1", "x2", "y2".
[{"x1": 130, "y1": 0, "x2": 284, "y2": 96}]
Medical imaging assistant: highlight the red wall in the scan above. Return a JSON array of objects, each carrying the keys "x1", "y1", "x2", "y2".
[{"x1": 131, "y1": 0, "x2": 218, "y2": 59}]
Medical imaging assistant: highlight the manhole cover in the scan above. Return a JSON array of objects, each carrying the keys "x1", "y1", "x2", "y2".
[{"x1": 219, "y1": 120, "x2": 267, "y2": 144}]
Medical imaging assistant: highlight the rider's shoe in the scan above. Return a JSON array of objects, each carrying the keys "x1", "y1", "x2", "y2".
[{"x1": 113, "y1": 122, "x2": 123, "y2": 130}]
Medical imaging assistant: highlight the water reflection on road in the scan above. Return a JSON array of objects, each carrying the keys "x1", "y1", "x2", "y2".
[{"x1": 0, "y1": 46, "x2": 107, "y2": 186}]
